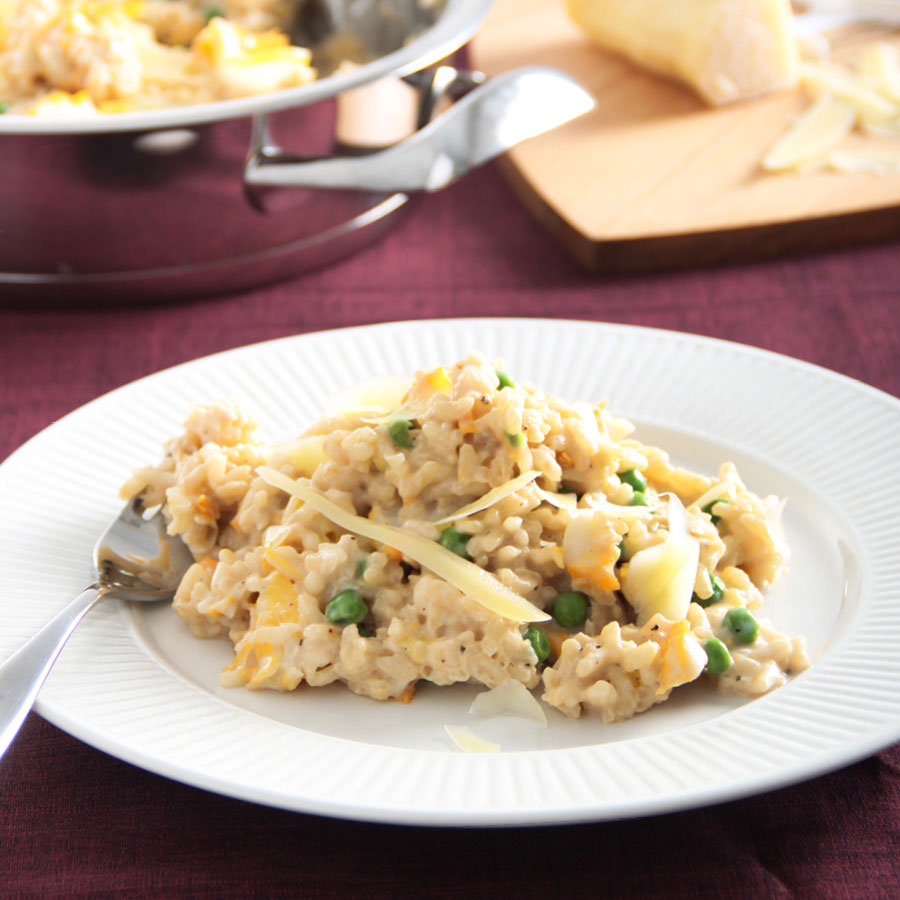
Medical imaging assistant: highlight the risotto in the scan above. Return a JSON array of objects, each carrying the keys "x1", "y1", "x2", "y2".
[
  {"x1": 0, "y1": 0, "x2": 315, "y2": 114},
  {"x1": 121, "y1": 353, "x2": 808, "y2": 723}
]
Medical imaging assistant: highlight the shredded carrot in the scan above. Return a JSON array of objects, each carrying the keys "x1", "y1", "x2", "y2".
[
  {"x1": 397, "y1": 683, "x2": 416, "y2": 704},
  {"x1": 200, "y1": 556, "x2": 217, "y2": 571},
  {"x1": 458, "y1": 395, "x2": 492, "y2": 434},
  {"x1": 264, "y1": 547, "x2": 303, "y2": 581},
  {"x1": 568, "y1": 562, "x2": 620, "y2": 592},
  {"x1": 384, "y1": 545, "x2": 404, "y2": 563},
  {"x1": 424, "y1": 366, "x2": 451, "y2": 393},
  {"x1": 547, "y1": 629, "x2": 570, "y2": 660},
  {"x1": 279, "y1": 671, "x2": 302, "y2": 691},
  {"x1": 97, "y1": 99, "x2": 132, "y2": 113},
  {"x1": 223, "y1": 641, "x2": 252, "y2": 673},
  {"x1": 409, "y1": 366, "x2": 452, "y2": 401}
]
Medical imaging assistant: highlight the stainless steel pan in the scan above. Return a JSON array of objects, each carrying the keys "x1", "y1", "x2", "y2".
[{"x1": 0, "y1": 0, "x2": 593, "y2": 302}]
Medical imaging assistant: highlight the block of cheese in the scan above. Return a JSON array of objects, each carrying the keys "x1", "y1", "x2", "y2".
[{"x1": 565, "y1": 0, "x2": 799, "y2": 105}]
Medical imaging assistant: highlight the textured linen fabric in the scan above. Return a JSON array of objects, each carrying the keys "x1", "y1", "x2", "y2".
[{"x1": 1, "y1": 163, "x2": 899, "y2": 899}]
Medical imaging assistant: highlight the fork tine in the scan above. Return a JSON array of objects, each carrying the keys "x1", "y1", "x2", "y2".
[{"x1": 117, "y1": 495, "x2": 143, "y2": 525}]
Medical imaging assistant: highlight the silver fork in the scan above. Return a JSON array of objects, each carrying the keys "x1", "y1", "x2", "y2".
[{"x1": 0, "y1": 495, "x2": 192, "y2": 759}]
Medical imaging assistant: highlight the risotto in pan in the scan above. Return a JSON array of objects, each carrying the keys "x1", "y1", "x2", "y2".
[
  {"x1": 0, "y1": 0, "x2": 315, "y2": 114},
  {"x1": 121, "y1": 354, "x2": 808, "y2": 723}
]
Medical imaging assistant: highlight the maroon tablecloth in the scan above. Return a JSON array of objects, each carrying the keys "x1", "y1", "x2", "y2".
[{"x1": 2, "y1": 164, "x2": 900, "y2": 899}]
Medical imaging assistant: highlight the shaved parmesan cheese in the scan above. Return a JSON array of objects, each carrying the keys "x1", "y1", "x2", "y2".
[
  {"x1": 359, "y1": 367, "x2": 452, "y2": 425},
  {"x1": 859, "y1": 117, "x2": 900, "y2": 138},
  {"x1": 469, "y1": 680, "x2": 548, "y2": 726},
  {"x1": 569, "y1": 402, "x2": 605, "y2": 453},
  {"x1": 359, "y1": 398, "x2": 431, "y2": 427},
  {"x1": 536, "y1": 488, "x2": 578, "y2": 510},
  {"x1": 434, "y1": 471, "x2": 540, "y2": 526},
  {"x1": 263, "y1": 546, "x2": 303, "y2": 581},
  {"x1": 266, "y1": 435, "x2": 328, "y2": 477},
  {"x1": 328, "y1": 375, "x2": 412, "y2": 417},
  {"x1": 582, "y1": 495, "x2": 656, "y2": 523},
  {"x1": 764, "y1": 41, "x2": 900, "y2": 175},
  {"x1": 664, "y1": 491, "x2": 687, "y2": 540},
  {"x1": 762, "y1": 93, "x2": 855, "y2": 171},
  {"x1": 257, "y1": 467, "x2": 550, "y2": 623},
  {"x1": 539, "y1": 487, "x2": 656, "y2": 522},
  {"x1": 828, "y1": 148, "x2": 900, "y2": 173},
  {"x1": 797, "y1": 31, "x2": 830, "y2": 65},
  {"x1": 764, "y1": 496, "x2": 791, "y2": 561},
  {"x1": 444, "y1": 725, "x2": 500, "y2": 753},
  {"x1": 800, "y1": 61, "x2": 898, "y2": 119},
  {"x1": 857, "y1": 42, "x2": 900, "y2": 102},
  {"x1": 622, "y1": 496, "x2": 699, "y2": 624},
  {"x1": 693, "y1": 478, "x2": 739, "y2": 512},
  {"x1": 263, "y1": 524, "x2": 292, "y2": 548}
]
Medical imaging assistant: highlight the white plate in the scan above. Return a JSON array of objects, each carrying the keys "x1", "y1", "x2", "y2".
[{"x1": 2, "y1": 318, "x2": 898, "y2": 826}]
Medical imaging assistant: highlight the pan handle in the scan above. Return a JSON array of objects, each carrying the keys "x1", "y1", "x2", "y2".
[{"x1": 243, "y1": 64, "x2": 593, "y2": 198}]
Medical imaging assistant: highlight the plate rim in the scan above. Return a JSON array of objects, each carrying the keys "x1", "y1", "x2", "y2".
[{"x1": 7, "y1": 317, "x2": 899, "y2": 463}]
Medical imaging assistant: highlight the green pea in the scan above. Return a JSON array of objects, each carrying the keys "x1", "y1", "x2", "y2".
[
  {"x1": 523, "y1": 626, "x2": 549, "y2": 663},
  {"x1": 355, "y1": 554, "x2": 368, "y2": 579},
  {"x1": 203, "y1": 3, "x2": 224, "y2": 20},
  {"x1": 325, "y1": 588, "x2": 367, "y2": 625},
  {"x1": 388, "y1": 418, "x2": 415, "y2": 448},
  {"x1": 496, "y1": 371, "x2": 515, "y2": 390},
  {"x1": 723, "y1": 607, "x2": 759, "y2": 644},
  {"x1": 703, "y1": 638, "x2": 732, "y2": 675},
  {"x1": 617, "y1": 537, "x2": 626, "y2": 561},
  {"x1": 553, "y1": 591, "x2": 588, "y2": 629},
  {"x1": 629, "y1": 491, "x2": 651, "y2": 507},
  {"x1": 0, "y1": 101, "x2": 7, "y2": 114},
  {"x1": 692, "y1": 573, "x2": 725, "y2": 608},
  {"x1": 619, "y1": 469, "x2": 647, "y2": 492},
  {"x1": 702, "y1": 497, "x2": 730, "y2": 526},
  {"x1": 438, "y1": 527, "x2": 471, "y2": 560},
  {"x1": 505, "y1": 431, "x2": 525, "y2": 448}
]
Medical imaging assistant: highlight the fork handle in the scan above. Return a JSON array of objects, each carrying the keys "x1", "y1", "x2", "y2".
[{"x1": 0, "y1": 586, "x2": 104, "y2": 760}]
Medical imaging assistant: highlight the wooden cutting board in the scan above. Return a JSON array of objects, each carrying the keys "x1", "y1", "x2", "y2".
[{"x1": 469, "y1": 0, "x2": 900, "y2": 271}]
